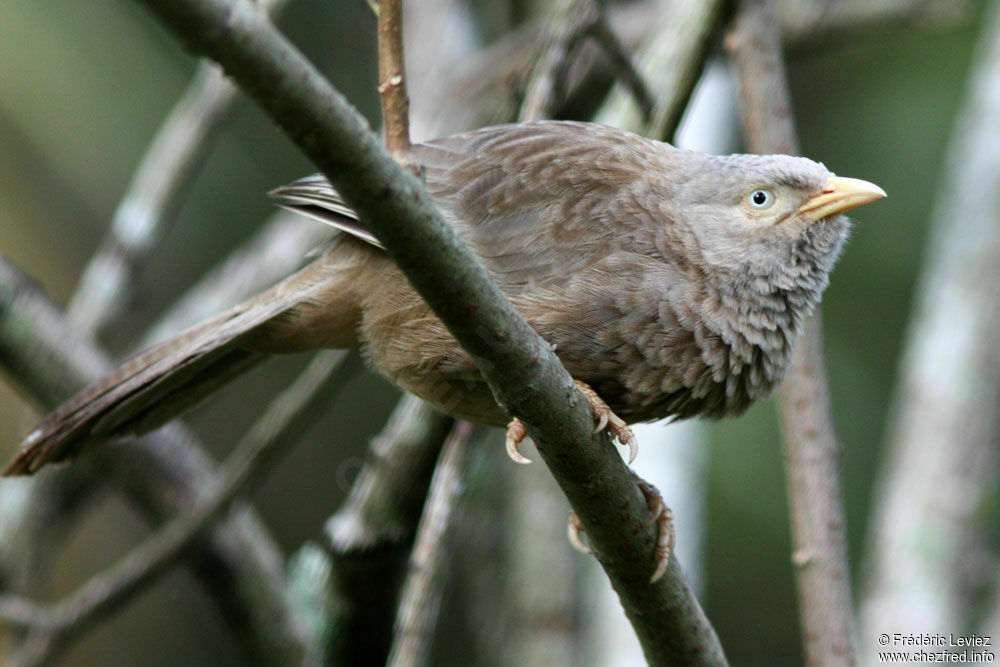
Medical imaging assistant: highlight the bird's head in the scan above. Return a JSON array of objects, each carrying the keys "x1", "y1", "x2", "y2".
[{"x1": 664, "y1": 151, "x2": 885, "y2": 297}]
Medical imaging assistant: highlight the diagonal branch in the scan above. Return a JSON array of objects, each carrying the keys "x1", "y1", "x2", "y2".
[
  {"x1": 727, "y1": 1, "x2": 857, "y2": 664},
  {"x1": 323, "y1": 394, "x2": 455, "y2": 665},
  {"x1": 593, "y1": 0, "x2": 726, "y2": 140},
  {"x1": 131, "y1": 0, "x2": 726, "y2": 662}
]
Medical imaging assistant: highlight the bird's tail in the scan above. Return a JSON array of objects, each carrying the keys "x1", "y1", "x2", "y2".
[{"x1": 5, "y1": 237, "x2": 374, "y2": 476}]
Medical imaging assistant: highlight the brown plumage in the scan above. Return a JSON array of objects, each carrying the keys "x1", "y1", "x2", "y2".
[{"x1": 4, "y1": 121, "x2": 884, "y2": 475}]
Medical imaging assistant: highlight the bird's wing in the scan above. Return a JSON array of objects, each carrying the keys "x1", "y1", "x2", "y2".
[
  {"x1": 269, "y1": 174, "x2": 384, "y2": 249},
  {"x1": 271, "y1": 121, "x2": 667, "y2": 292},
  {"x1": 414, "y1": 121, "x2": 661, "y2": 290}
]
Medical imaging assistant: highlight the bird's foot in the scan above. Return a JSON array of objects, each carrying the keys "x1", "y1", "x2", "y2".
[
  {"x1": 573, "y1": 380, "x2": 636, "y2": 463},
  {"x1": 567, "y1": 471, "x2": 674, "y2": 583},
  {"x1": 634, "y1": 472, "x2": 674, "y2": 583},
  {"x1": 504, "y1": 381, "x2": 635, "y2": 464}
]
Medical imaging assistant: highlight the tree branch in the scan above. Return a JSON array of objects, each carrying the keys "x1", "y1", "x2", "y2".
[
  {"x1": 520, "y1": 0, "x2": 651, "y2": 123},
  {"x1": 861, "y1": 0, "x2": 1000, "y2": 649},
  {"x1": 65, "y1": 0, "x2": 293, "y2": 338},
  {"x1": 727, "y1": 1, "x2": 857, "y2": 664},
  {"x1": 130, "y1": 0, "x2": 726, "y2": 662}
]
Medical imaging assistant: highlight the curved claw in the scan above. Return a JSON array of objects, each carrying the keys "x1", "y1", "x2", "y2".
[
  {"x1": 649, "y1": 512, "x2": 673, "y2": 583},
  {"x1": 631, "y1": 472, "x2": 675, "y2": 583},
  {"x1": 567, "y1": 512, "x2": 592, "y2": 555},
  {"x1": 608, "y1": 420, "x2": 636, "y2": 463},
  {"x1": 504, "y1": 418, "x2": 533, "y2": 464},
  {"x1": 625, "y1": 434, "x2": 638, "y2": 465},
  {"x1": 592, "y1": 410, "x2": 609, "y2": 434},
  {"x1": 565, "y1": 474, "x2": 674, "y2": 583}
]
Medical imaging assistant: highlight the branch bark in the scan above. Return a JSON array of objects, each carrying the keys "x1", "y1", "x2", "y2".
[
  {"x1": 66, "y1": 0, "x2": 293, "y2": 337},
  {"x1": 727, "y1": 1, "x2": 857, "y2": 664},
  {"x1": 594, "y1": 0, "x2": 726, "y2": 140},
  {"x1": 520, "y1": 0, "x2": 651, "y2": 123},
  {"x1": 130, "y1": 0, "x2": 726, "y2": 662}
]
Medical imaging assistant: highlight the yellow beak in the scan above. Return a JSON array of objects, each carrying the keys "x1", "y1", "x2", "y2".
[{"x1": 798, "y1": 176, "x2": 886, "y2": 222}]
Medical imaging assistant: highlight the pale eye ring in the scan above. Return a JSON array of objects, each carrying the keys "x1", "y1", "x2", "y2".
[{"x1": 747, "y1": 188, "x2": 775, "y2": 209}]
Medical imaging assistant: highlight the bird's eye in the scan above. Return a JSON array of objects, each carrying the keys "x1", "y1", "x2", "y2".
[{"x1": 747, "y1": 188, "x2": 775, "y2": 209}]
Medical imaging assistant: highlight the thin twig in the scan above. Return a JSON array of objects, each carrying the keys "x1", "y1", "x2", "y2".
[
  {"x1": 1, "y1": 350, "x2": 349, "y2": 667},
  {"x1": 424, "y1": 0, "x2": 967, "y2": 139},
  {"x1": 387, "y1": 421, "x2": 476, "y2": 667},
  {"x1": 378, "y1": 0, "x2": 411, "y2": 157},
  {"x1": 131, "y1": 0, "x2": 727, "y2": 662},
  {"x1": 726, "y1": 1, "x2": 857, "y2": 664},
  {"x1": 587, "y1": 15, "x2": 654, "y2": 120}
]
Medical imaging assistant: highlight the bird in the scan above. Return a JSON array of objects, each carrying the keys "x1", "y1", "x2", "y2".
[{"x1": 4, "y1": 120, "x2": 884, "y2": 478}]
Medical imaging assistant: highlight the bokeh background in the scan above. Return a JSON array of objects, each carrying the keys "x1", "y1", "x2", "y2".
[{"x1": 0, "y1": 1, "x2": 990, "y2": 664}]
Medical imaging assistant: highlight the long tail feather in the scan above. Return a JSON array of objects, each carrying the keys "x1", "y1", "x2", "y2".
[{"x1": 4, "y1": 293, "x2": 295, "y2": 475}]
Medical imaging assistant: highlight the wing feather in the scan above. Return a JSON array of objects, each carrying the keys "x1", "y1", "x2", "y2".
[{"x1": 270, "y1": 121, "x2": 671, "y2": 291}]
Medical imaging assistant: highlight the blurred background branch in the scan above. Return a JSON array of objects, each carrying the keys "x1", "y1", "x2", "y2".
[
  {"x1": 861, "y1": 0, "x2": 1000, "y2": 654},
  {"x1": 387, "y1": 421, "x2": 476, "y2": 667},
  {"x1": 728, "y1": 1, "x2": 857, "y2": 664},
  {"x1": 0, "y1": 255, "x2": 314, "y2": 664},
  {"x1": 323, "y1": 395, "x2": 454, "y2": 666},
  {"x1": 0, "y1": 349, "x2": 347, "y2": 666}
]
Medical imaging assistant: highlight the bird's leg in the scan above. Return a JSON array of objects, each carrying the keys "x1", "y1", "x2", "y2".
[
  {"x1": 504, "y1": 379, "x2": 636, "y2": 464},
  {"x1": 567, "y1": 470, "x2": 674, "y2": 583}
]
